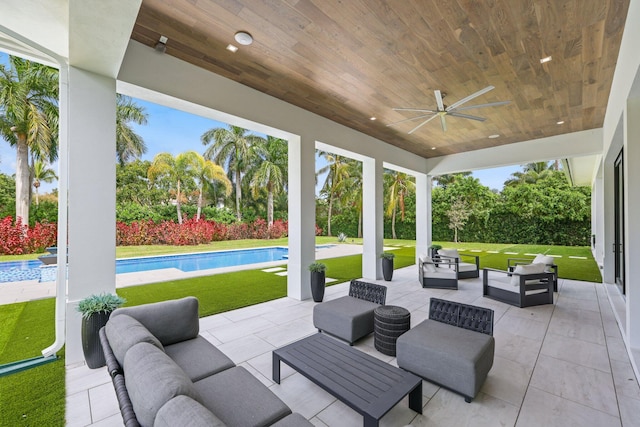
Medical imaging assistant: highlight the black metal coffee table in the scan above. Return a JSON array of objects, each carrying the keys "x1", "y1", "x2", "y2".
[{"x1": 273, "y1": 333, "x2": 422, "y2": 427}]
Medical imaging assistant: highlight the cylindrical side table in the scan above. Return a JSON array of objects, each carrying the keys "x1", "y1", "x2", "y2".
[{"x1": 374, "y1": 305, "x2": 411, "y2": 356}]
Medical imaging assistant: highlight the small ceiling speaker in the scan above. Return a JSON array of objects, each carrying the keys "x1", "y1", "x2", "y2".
[{"x1": 234, "y1": 31, "x2": 253, "y2": 46}]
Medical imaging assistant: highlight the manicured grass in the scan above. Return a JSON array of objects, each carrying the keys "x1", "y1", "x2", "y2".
[{"x1": 0, "y1": 299, "x2": 65, "y2": 427}]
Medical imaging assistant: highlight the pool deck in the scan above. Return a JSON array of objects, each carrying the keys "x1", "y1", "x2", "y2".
[{"x1": 0, "y1": 244, "x2": 367, "y2": 305}]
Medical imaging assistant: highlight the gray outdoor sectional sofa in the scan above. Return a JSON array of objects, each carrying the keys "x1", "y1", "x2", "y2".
[{"x1": 100, "y1": 296, "x2": 311, "y2": 427}]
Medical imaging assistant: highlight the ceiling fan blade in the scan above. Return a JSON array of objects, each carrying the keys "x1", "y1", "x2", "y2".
[
  {"x1": 453, "y1": 100, "x2": 511, "y2": 111},
  {"x1": 435, "y1": 90, "x2": 445, "y2": 111},
  {"x1": 408, "y1": 114, "x2": 439, "y2": 134},
  {"x1": 440, "y1": 114, "x2": 447, "y2": 132},
  {"x1": 392, "y1": 107, "x2": 437, "y2": 113},
  {"x1": 448, "y1": 112, "x2": 487, "y2": 121},
  {"x1": 386, "y1": 113, "x2": 436, "y2": 127},
  {"x1": 446, "y1": 85, "x2": 495, "y2": 111}
]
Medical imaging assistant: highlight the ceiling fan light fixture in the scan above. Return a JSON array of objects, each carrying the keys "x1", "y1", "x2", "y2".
[
  {"x1": 234, "y1": 31, "x2": 253, "y2": 46},
  {"x1": 540, "y1": 56, "x2": 552, "y2": 64}
]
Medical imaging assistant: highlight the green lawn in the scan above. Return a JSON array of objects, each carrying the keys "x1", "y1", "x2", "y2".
[{"x1": 0, "y1": 240, "x2": 601, "y2": 426}]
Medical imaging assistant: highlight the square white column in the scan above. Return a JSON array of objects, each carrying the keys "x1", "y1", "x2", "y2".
[
  {"x1": 415, "y1": 173, "x2": 432, "y2": 261},
  {"x1": 287, "y1": 135, "x2": 315, "y2": 300},
  {"x1": 65, "y1": 67, "x2": 117, "y2": 365},
  {"x1": 362, "y1": 157, "x2": 383, "y2": 279}
]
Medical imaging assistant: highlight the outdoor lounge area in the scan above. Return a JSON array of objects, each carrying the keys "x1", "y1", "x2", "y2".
[{"x1": 66, "y1": 265, "x2": 640, "y2": 426}]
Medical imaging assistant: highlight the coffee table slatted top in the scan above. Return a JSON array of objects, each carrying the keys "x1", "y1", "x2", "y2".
[{"x1": 273, "y1": 333, "x2": 421, "y2": 425}]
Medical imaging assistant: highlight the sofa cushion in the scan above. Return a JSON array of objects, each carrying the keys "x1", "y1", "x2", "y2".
[
  {"x1": 164, "y1": 336, "x2": 235, "y2": 381},
  {"x1": 533, "y1": 254, "x2": 555, "y2": 266},
  {"x1": 154, "y1": 395, "x2": 226, "y2": 427},
  {"x1": 105, "y1": 314, "x2": 164, "y2": 366},
  {"x1": 270, "y1": 413, "x2": 314, "y2": 426},
  {"x1": 313, "y1": 295, "x2": 380, "y2": 343},
  {"x1": 458, "y1": 262, "x2": 478, "y2": 272},
  {"x1": 194, "y1": 366, "x2": 291, "y2": 427},
  {"x1": 124, "y1": 342, "x2": 200, "y2": 427},
  {"x1": 438, "y1": 248, "x2": 460, "y2": 259},
  {"x1": 510, "y1": 263, "x2": 546, "y2": 286},
  {"x1": 112, "y1": 297, "x2": 199, "y2": 345}
]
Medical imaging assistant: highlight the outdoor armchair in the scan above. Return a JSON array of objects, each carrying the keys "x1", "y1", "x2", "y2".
[
  {"x1": 483, "y1": 264, "x2": 555, "y2": 308},
  {"x1": 418, "y1": 254, "x2": 458, "y2": 289},
  {"x1": 507, "y1": 253, "x2": 558, "y2": 291},
  {"x1": 437, "y1": 249, "x2": 480, "y2": 279}
]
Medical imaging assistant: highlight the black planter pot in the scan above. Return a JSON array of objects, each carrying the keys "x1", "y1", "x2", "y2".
[
  {"x1": 382, "y1": 258, "x2": 394, "y2": 281},
  {"x1": 81, "y1": 311, "x2": 111, "y2": 369},
  {"x1": 310, "y1": 271, "x2": 326, "y2": 302}
]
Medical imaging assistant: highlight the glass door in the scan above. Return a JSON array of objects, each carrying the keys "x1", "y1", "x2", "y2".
[{"x1": 614, "y1": 150, "x2": 625, "y2": 295}]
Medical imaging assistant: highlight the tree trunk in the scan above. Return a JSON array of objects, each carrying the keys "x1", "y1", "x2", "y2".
[
  {"x1": 196, "y1": 185, "x2": 203, "y2": 221},
  {"x1": 454, "y1": 227, "x2": 458, "y2": 243},
  {"x1": 235, "y1": 168, "x2": 242, "y2": 220},
  {"x1": 327, "y1": 194, "x2": 333, "y2": 237},
  {"x1": 34, "y1": 181, "x2": 40, "y2": 206},
  {"x1": 15, "y1": 138, "x2": 30, "y2": 226},
  {"x1": 391, "y1": 205, "x2": 397, "y2": 239},
  {"x1": 176, "y1": 179, "x2": 183, "y2": 224},
  {"x1": 267, "y1": 182, "x2": 274, "y2": 227},
  {"x1": 358, "y1": 210, "x2": 362, "y2": 238}
]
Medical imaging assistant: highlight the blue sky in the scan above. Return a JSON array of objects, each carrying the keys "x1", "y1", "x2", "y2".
[{"x1": 0, "y1": 52, "x2": 522, "y2": 193}]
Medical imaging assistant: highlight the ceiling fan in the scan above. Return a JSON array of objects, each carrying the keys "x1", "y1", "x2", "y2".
[{"x1": 387, "y1": 85, "x2": 510, "y2": 133}]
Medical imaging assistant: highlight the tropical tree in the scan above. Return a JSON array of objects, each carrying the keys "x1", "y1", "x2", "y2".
[
  {"x1": 201, "y1": 125, "x2": 264, "y2": 220},
  {"x1": 31, "y1": 160, "x2": 57, "y2": 205},
  {"x1": 447, "y1": 196, "x2": 470, "y2": 243},
  {"x1": 433, "y1": 172, "x2": 472, "y2": 188},
  {"x1": 116, "y1": 94, "x2": 148, "y2": 165},
  {"x1": 0, "y1": 56, "x2": 58, "y2": 225},
  {"x1": 249, "y1": 136, "x2": 287, "y2": 226},
  {"x1": 147, "y1": 151, "x2": 199, "y2": 223},
  {"x1": 317, "y1": 152, "x2": 351, "y2": 236},
  {"x1": 384, "y1": 170, "x2": 415, "y2": 239},
  {"x1": 191, "y1": 152, "x2": 231, "y2": 220},
  {"x1": 504, "y1": 161, "x2": 555, "y2": 187},
  {"x1": 333, "y1": 159, "x2": 363, "y2": 237}
]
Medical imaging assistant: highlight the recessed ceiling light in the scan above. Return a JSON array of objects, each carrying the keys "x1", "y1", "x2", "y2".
[
  {"x1": 431, "y1": 147, "x2": 436, "y2": 150},
  {"x1": 226, "y1": 44, "x2": 238, "y2": 53},
  {"x1": 488, "y1": 134, "x2": 500, "y2": 139},
  {"x1": 540, "y1": 56, "x2": 552, "y2": 64},
  {"x1": 556, "y1": 120, "x2": 565, "y2": 125},
  {"x1": 234, "y1": 31, "x2": 253, "y2": 46},
  {"x1": 370, "y1": 117, "x2": 376, "y2": 121}
]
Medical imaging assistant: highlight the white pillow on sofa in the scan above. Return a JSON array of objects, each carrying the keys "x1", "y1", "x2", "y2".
[
  {"x1": 511, "y1": 263, "x2": 546, "y2": 286},
  {"x1": 419, "y1": 254, "x2": 437, "y2": 273},
  {"x1": 533, "y1": 254, "x2": 554, "y2": 266}
]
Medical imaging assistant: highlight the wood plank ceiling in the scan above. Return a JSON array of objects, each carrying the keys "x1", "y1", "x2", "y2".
[{"x1": 131, "y1": 0, "x2": 629, "y2": 159}]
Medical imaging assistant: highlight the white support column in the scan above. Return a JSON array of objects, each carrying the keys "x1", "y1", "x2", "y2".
[
  {"x1": 287, "y1": 135, "x2": 315, "y2": 300},
  {"x1": 362, "y1": 157, "x2": 383, "y2": 279},
  {"x1": 415, "y1": 173, "x2": 431, "y2": 261},
  {"x1": 624, "y1": 96, "x2": 640, "y2": 350},
  {"x1": 65, "y1": 67, "x2": 117, "y2": 365},
  {"x1": 602, "y1": 160, "x2": 615, "y2": 284},
  {"x1": 592, "y1": 172, "x2": 605, "y2": 266}
]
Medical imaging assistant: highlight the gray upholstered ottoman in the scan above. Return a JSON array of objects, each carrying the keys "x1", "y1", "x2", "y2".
[
  {"x1": 396, "y1": 298, "x2": 494, "y2": 402},
  {"x1": 313, "y1": 280, "x2": 387, "y2": 345}
]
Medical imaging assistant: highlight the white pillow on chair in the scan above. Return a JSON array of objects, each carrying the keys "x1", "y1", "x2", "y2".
[
  {"x1": 438, "y1": 249, "x2": 460, "y2": 259},
  {"x1": 511, "y1": 263, "x2": 546, "y2": 286},
  {"x1": 533, "y1": 254, "x2": 554, "y2": 266}
]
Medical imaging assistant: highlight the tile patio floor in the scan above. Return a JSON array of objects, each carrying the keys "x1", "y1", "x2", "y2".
[{"x1": 66, "y1": 265, "x2": 640, "y2": 426}]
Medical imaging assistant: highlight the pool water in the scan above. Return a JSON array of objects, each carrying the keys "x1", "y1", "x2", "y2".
[{"x1": 0, "y1": 247, "x2": 290, "y2": 283}]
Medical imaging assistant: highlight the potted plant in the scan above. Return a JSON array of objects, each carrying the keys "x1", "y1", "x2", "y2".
[
  {"x1": 429, "y1": 244, "x2": 442, "y2": 259},
  {"x1": 308, "y1": 262, "x2": 327, "y2": 302},
  {"x1": 380, "y1": 252, "x2": 395, "y2": 281},
  {"x1": 77, "y1": 293, "x2": 126, "y2": 369}
]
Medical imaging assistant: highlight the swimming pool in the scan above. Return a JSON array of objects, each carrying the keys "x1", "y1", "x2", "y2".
[{"x1": 0, "y1": 247, "x2": 290, "y2": 283}]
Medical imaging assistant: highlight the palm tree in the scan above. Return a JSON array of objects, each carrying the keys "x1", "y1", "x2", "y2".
[
  {"x1": 31, "y1": 160, "x2": 57, "y2": 205},
  {"x1": 116, "y1": 94, "x2": 148, "y2": 165},
  {"x1": 191, "y1": 152, "x2": 231, "y2": 220},
  {"x1": 201, "y1": 125, "x2": 264, "y2": 220},
  {"x1": 147, "y1": 152, "x2": 199, "y2": 223},
  {"x1": 317, "y1": 152, "x2": 351, "y2": 236},
  {"x1": 384, "y1": 170, "x2": 415, "y2": 239},
  {"x1": 249, "y1": 136, "x2": 287, "y2": 226},
  {"x1": 433, "y1": 172, "x2": 472, "y2": 188},
  {"x1": 0, "y1": 56, "x2": 58, "y2": 225},
  {"x1": 333, "y1": 159, "x2": 363, "y2": 237},
  {"x1": 504, "y1": 161, "x2": 554, "y2": 186}
]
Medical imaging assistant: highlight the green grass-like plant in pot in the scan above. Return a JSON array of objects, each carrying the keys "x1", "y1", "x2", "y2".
[{"x1": 77, "y1": 293, "x2": 126, "y2": 369}]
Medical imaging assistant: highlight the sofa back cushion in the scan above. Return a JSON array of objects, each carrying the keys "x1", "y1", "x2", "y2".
[
  {"x1": 112, "y1": 297, "x2": 199, "y2": 345},
  {"x1": 124, "y1": 342, "x2": 201, "y2": 427},
  {"x1": 438, "y1": 248, "x2": 460, "y2": 259},
  {"x1": 105, "y1": 314, "x2": 164, "y2": 367},
  {"x1": 533, "y1": 254, "x2": 555, "y2": 266}
]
